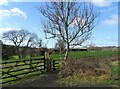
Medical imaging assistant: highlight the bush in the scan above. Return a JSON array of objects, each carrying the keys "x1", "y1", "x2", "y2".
[
  {"x1": 58, "y1": 57, "x2": 113, "y2": 86},
  {"x1": 59, "y1": 58, "x2": 110, "y2": 78},
  {"x1": 39, "y1": 48, "x2": 47, "y2": 56},
  {"x1": 2, "y1": 44, "x2": 17, "y2": 61}
]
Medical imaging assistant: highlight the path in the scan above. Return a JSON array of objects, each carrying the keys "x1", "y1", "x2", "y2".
[{"x1": 10, "y1": 73, "x2": 65, "y2": 87}]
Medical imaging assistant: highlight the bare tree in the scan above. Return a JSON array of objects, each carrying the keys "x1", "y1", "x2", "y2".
[
  {"x1": 19, "y1": 33, "x2": 38, "y2": 58},
  {"x1": 55, "y1": 38, "x2": 65, "y2": 53},
  {"x1": 37, "y1": 1, "x2": 99, "y2": 60},
  {"x1": 2, "y1": 29, "x2": 30, "y2": 58},
  {"x1": 26, "y1": 33, "x2": 43, "y2": 57},
  {"x1": 26, "y1": 33, "x2": 38, "y2": 48},
  {"x1": 55, "y1": 38, "x2": 65, "y2": 60},
  {"x1": 37, "y1": 39, "x2": 43, "y2": 48}
]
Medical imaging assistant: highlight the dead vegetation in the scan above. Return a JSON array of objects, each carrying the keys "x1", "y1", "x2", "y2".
[
  {"x1": 58, "y1": 56, "x2": 119, "y2": 86},
  {"x1": 59, "y1": 57, "x2": 110, "y2": 78}
]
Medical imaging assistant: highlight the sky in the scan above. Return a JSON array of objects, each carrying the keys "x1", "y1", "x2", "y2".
[{"x1": 0, "y1": 0, "x2": 119, "y2": 48}]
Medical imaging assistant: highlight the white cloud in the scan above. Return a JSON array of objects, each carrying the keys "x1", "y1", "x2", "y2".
[
  {"x1": 0, "y1": 7, "x2": 27, "y2": 20},
  {"x1": 91, "y1": 0, "x2": 112, "y2": 7},
  {"x1": 0, "y1": 0, "x2": 8, "y2": 6},
  {"x1": 100, "y1": 6, "x2": 117, "y2": 13},
  {"x1": 106, "y1": 36, "x2": 112, "y2": 42},
  {"x1": 101, "y1": 14, "x2": 118, "y2": 26},
  {"x1": 106, "y1": 36, "x2": 117, "y2": 42},
  {"x1": 0, "y1": 27, "x2": 12, "y2": 40},
  {"x1": 0, "y1": 27, "x2": 21, "y2": 34},
  {"x1": 0, "y1": 27, "x2": 13, "y2": 33},
  {"x1": 0, "y1": 27, "x2": 21, "y2": 40}
]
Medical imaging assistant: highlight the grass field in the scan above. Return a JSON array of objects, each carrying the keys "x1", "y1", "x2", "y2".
[
  {"x1": 51, "y1": 51, "x2": 119, "y2": 60},
  {"x1": 1, "y1": 50, "x2": 119, "y2": 87}
]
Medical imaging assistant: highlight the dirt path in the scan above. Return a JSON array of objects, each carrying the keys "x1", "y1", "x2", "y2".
[{"x1": 10, "y1": 73, "x2": 65, "y2": 87}]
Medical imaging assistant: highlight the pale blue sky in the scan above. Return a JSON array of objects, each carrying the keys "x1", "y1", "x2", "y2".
[{"x1": 0, "y1": 0, "x2": 118, "y2": 48}]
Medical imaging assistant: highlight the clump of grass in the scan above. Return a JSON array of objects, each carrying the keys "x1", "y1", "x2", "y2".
[
  {"x1": 57, "y1": 74, "x2": 111, "y2": 87},
  {"x1": 59, "y1": 57, "x2": 110, "y2": 78},
  {"x1": 57, "y1": 57, "x2": 118, "y2": 87}
]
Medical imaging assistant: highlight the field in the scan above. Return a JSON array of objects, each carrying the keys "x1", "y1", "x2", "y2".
[
  {"x1": 1, "y1": 50, "x2": 119, "y2": 87},
  {"x1": 51, "y1": 51, "x2": 118, "y2": 59}
]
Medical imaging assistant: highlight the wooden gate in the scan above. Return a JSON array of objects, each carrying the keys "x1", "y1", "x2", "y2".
[{"x1": 0, "y1": 58, "x2": 60, "y2": 86}]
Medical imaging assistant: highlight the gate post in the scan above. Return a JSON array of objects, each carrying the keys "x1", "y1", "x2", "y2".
[
  {"x1": 46, "y1": 59, "x2": 52, "y2": 73},
  {"x1": 43, "y1": 58, "x2": 46, "y2": 73},
  {"x1": 53, "y1": 60, "x2": 56, "y2": 71},
  {"x1": 29, "y1": 58, "x2": 32, "y2": 71}
]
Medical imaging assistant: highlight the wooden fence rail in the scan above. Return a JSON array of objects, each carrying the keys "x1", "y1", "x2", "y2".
[{"x1": 0, "y1": 58, "x2": 60, "y2": 85}]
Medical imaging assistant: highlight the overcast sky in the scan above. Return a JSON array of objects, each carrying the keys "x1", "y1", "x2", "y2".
[{"x1": 0, "y1": 0, "x2": 119, "y2": 48}]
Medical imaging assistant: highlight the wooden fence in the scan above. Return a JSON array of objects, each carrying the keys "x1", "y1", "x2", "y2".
[{"x1": 0, "y1": 58, "x2": 60, "y2": 85}]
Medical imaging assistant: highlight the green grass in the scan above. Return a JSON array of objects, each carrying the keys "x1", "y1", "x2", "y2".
[
  {"x1": 51, "y1": 51, "x2": 118, "y2": 60},
  {"x1": 107, "y1": 61, "x2": 120, "y2": 87},
  {"x1": 69, "y1": 51, "x2": 118, "y2": 57}
]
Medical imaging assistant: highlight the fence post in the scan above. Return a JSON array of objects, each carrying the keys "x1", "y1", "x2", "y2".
[
  {"x1": 53, "y1": 60, "x2": 56, "y2": 71},
  {"x1": 43, "y1": 58, "x2": 46, "y2": 73},
  {"x1": 29, "y1": 58, "x2": 32, "y2": 71}
]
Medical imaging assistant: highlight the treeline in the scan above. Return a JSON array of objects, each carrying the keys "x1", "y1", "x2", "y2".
[{"x1": 2, "y1": 44, "x2": 48, "y2": 61}]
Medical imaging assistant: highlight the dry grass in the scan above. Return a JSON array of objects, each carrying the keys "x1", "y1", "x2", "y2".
[{"x1": 57, "y1": 56, "x2": 119, "y2": 87}]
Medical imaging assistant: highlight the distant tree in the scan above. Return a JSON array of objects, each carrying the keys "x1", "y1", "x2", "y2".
[
  {"x1": 2, "y1": 44, "x2": 17, "y2": 61},
  {"x1": 87, "y1": 44, "x2": 102, "y2": 51},
  {"x1": 37, "y1": 39, "x2": 43, "y2": 48},
  {"x1": 55, "y1": 38, "x2": 65, "y2": 54},
  {"x1": 55, "y1": 38, "x2": 65, "y2": 59},
  {"x1": 21, "y1": 33, "x2": 43, "y2": 58},
  {"x1": 36, "y1": 39, "x2": 44, "y2": 56},
  {"x1": 26, "y1": 33, "x2": 38, "y2": 48},
  {"x1": 2, "y1": 29, "x2": 30, "y2": 59},
  {"x1": 37, "y1": 1, "x2": 99, "y2": 60}
]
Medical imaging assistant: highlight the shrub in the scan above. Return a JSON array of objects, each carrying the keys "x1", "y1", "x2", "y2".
[
  {"x1": 57, "y1": 57, "x2": 114, "y2": 86},
  {"x1": 59, "y1": 58, "x2": 110, "y2": 78}
]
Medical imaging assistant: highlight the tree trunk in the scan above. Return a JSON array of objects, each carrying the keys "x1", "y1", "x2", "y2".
[
  {"x1": 16, "y1": 47, "x2": 21, "y2": 59},
  {"x1": 60, "y1": 47, "x2": 62, "y2": 60},
  {"x1": 64, "y1": 43, "x2": 69, "y2": 60}
]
